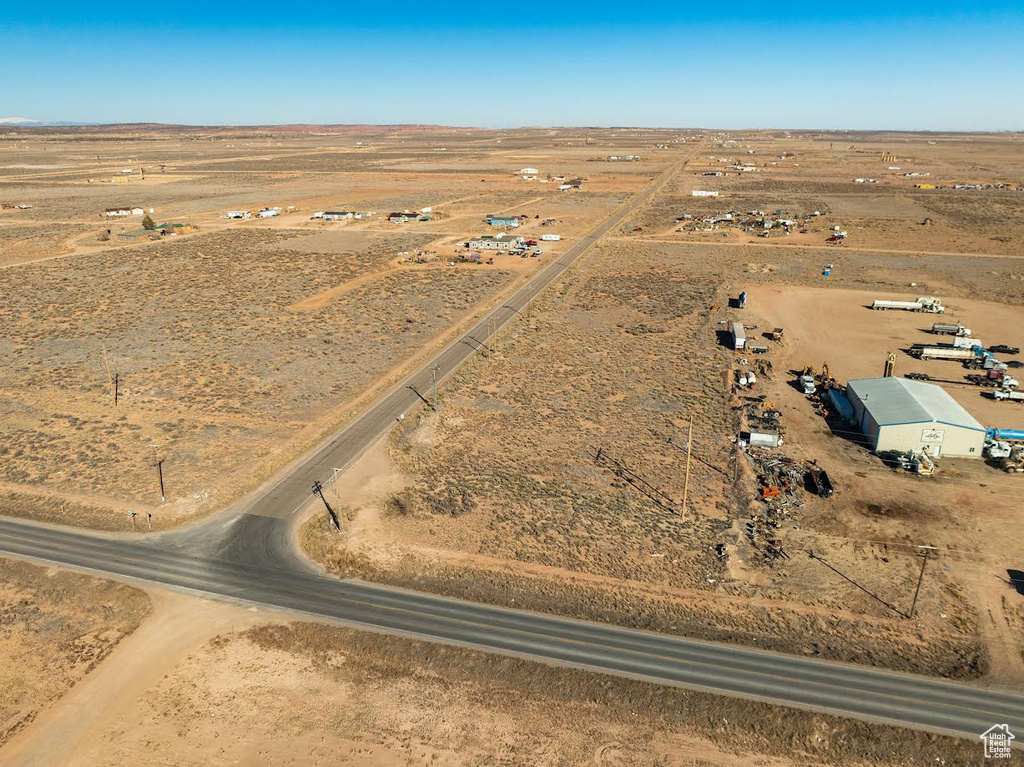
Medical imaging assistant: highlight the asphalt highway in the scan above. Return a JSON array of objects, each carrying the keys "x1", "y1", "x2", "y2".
[
  {"x1": 2, "y1": 154, "x2": 1022, "y2": 745},
  {"x1": 2, "y1": 516, "x2": 1022, "y2": 741}
]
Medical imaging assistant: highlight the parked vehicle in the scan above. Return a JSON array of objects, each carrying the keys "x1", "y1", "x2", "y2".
[
  {"x1": 930, "y1": 322, "x2": 971, "y2": 336},
  {"x1": 993, "y1": 389, "x2": 1024, "y2": 402},
  {"x1": 989, "y1": 344, "x2": 1020, "y2": 355},
  {"x1": 871, "y1": 297, "x2": 945, "y2": 313},
  {"x1": 966, "y1": 370, "x2": 1019, "y2": 389}
]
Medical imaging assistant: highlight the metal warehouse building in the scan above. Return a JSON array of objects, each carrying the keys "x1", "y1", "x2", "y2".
[{"x1": 846, "y1": 377, "x2": 986, "y2": 458}]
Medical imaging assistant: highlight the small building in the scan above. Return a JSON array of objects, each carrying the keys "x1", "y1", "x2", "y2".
[
  {"x1": 519, "y1": 167, "x2": 539, "y2": 175},
  {"x1": 467, "y1": 234, "x2": 523, "y2": 250},
  {"x1": 692, "y1": 190, "x2": 719, "y2": 197},
  {"x1": 257, "y1": 207, "x2": 281, "y2": 218},
  {"x1": 846, "y1": 377, "x2": 985, "y2": 458},
  {"x1": 225, "y1": 210, "x2": 251, "y2": 219},
  {"x1": 322, "y1": 211, "x2": 355, "y2": 221},
  {"x1": 105, "y1": 206, "x2": 144, "y2": 217},
  {"x1": 486, "y1": 215, "x2": 521, "y2": 227},
  {"x1": 389, "y1": 212, "x2": 417, "y2": 223}
]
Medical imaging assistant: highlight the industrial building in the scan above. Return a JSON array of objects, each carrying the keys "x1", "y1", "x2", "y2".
[{"x1": 846, "y1": 377, "x2": 986, "y2": 457}]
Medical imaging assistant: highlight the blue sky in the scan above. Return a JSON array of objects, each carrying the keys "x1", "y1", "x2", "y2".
[{"x1": 2, "y1": 1, "x2": 1022, "y2": 129}]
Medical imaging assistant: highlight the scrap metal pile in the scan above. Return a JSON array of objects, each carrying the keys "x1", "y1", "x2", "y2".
[
  {"x1": 742, "y1": 449, "x2": 804, "y2": 564},
  {"x1": 736, "y1": 398, "x2": 833, "y2": 565}
]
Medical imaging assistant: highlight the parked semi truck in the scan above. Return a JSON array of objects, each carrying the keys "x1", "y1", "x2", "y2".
[
  {"x1": 993, "y1": 389, "x2": 1024, "y2": 402},
  {"x1": 871, "y1": 296, "x2": 945, "y2": 313},
  {"x1": 930, "y1": 322, "x2": 970, "y2": 336},
  {"x1": 966, "y1": 370, "x2": 1018, "y2": 389}
]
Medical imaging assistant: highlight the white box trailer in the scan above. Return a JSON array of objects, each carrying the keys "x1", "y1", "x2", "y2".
[
  {"x1": 731, "y1": 322, "x2": 746, "y2": 350},
  {"x1": 540, "y1": 234, "x2": 561, "y2": 241},
  {"x1": 692, "y1": 190, "x2": 719, "y2": 197},
  {"x1": 871, "y1": 297, "x2": 944, "y2": 313},
  {"x1": 914, "y1": 347, "x2": 978, "y2": 361}
]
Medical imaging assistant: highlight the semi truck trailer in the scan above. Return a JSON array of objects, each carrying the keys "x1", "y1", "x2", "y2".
[{"x1": 871, "y1": 296, "x2": 945, "y2": 313}]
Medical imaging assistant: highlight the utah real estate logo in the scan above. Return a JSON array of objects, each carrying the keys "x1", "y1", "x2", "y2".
[{"x1": 980, "y1": 724, "x2": 1015, "y2": 759}]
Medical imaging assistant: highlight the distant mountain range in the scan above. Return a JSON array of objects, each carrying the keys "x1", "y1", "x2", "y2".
[{"x1": 0, "y1": 118, "x2": 100, "y2": 127}]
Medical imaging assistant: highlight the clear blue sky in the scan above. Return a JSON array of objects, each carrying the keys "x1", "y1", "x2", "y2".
[{"x1": 2, "y1": 1, "x2": 1022, "y2": 130}]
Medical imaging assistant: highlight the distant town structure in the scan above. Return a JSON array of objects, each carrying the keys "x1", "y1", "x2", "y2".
[
  {"x1": 486, "y1": 215, "x2": 524, "y2": 227},
  {"x1": 105, "y1": 206, "x2": 144, "y2": 217},
  {"x1": 467, "y1": 233, "x2": 524, "y2": 250}
]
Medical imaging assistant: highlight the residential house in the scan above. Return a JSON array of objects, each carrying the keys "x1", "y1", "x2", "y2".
[
  {"x1": 105, "y1": 206, "x2": 144, "y2": 217},
  {"x1": 467, "y1": 234, "x2": 524, "y2": 250}
]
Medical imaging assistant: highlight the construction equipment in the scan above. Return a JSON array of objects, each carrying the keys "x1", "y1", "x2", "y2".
[
  {"x1": 870, "y1": 297, "x2": 945, "y2": 313},
  {"x1": 910, "y1": 451, "x2": 935, "y2": 476},
  {"x1": 884, "y1": 351, "x2": 897, "y2": 377},
  {"x1": 984, "y1": 439, "x2": 1013, "y2": 460},
  {"x1": 799, "y1": 374, "x2": 817, "y2": 395},
  {"x1": 769, "y1": 327, "x2": 785, "y2": 342},
  {"x1": 1001, "y1": 445, "x2": 1024, "y2": 473}
]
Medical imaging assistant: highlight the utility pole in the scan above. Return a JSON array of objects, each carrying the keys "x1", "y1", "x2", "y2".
[
  {"x1": 156, "y1": 459, "x2": 165, "y2": 503},
  {"x1": 114, "y1": 372, "x2": 119, "y2": 406},
  {"x1": 312, "y1": 480, "x2": 340, "y2": 530},
  {"x1": 150, "y1": 444, "x2": 165, "y2": 503},
  {"x1": 909, "y1": 545, "x2": 936, "y2": 619},
  {"x1": 127, "y1": 509, "x2": 137, "y2": 530},
  {"x1": 146, "y1": 511, "x2": 152, "y2": 531},
  {"x1": 681, "y1": 415, "x2": 694, "y2": 519},
  {"x1": 431, "y1": 365, "x2": 440, "y2": 411}
]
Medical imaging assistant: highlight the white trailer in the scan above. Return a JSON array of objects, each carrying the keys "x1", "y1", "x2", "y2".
[
  {"x1": 871, "y1": 296, "x2": 945, "y2": 313},
  {"x1": 540, "y1": 234, "x2": 561, "y2": 241},
  {"x1": 731, "y1": 322, "x2": 746, "y2": 350},
  {"x1": 952, "y1": 336, "x2": 983, "y2": 350},
  {"x1": 914, "y1": 347, "x2": 978, "y2": 361}
]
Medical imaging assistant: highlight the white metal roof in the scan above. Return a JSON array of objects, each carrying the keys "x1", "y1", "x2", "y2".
[{"x1": 848, "y1": 377, "x2": 985, "y2": 432}]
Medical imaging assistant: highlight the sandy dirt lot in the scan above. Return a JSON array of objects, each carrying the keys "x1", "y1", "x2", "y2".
[
  {"x1": 17, "y1": 618, "x2": 978, "y2": 767},
  {"x1": 0, "y1": 558, "x2": 150, "y2": 747}
]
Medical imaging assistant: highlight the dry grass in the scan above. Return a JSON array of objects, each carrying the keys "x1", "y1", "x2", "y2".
[{"x1": 0, "y1": 558, "x2": 150, "y2": 745}]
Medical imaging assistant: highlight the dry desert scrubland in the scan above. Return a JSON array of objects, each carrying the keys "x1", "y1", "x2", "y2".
[{"x1": 2, "y1": 125, "x2": 1023, "y2": 765}]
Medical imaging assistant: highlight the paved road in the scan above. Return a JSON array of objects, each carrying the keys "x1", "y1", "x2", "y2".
[
  {"x1": 3, "y1": 153, "x2": 1023, "y2": 745},
  {"x1": 2, "y1": 517, "x2": 1022, "y2": 741}
]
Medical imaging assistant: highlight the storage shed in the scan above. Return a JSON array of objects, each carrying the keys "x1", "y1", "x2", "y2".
[{"x1": 846, "y1": 377, "x2": 985, "y2": 457}]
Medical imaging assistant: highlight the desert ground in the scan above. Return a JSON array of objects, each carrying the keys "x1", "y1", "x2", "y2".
[
  {"x1": 2, "y1": 125, "x2": 1023, "y2": 764},
  {"x1": 0, "y1": 575, "x2": 982, "y2": 766}
]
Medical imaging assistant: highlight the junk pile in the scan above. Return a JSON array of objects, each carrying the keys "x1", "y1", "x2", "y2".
[{"x1": 736, "y1": 398, "x2": 834, "y2": 564}]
